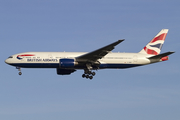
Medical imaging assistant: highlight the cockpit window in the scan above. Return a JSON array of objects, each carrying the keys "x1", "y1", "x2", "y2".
[{"x1": 8, "y1": 56, "x2": 13, "y2": 58}]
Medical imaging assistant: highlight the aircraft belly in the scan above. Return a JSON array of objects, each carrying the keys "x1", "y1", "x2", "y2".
[{"x1": 9, "y1": 63, "x2": 59, "y2": 68}]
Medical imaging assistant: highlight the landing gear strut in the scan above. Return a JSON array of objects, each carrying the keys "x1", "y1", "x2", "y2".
[
  {"x1": 82, "y1": 69, "x2": 96, "y2": 80},
  {"x1": 16, "y1": 67, "x2": 22, "y2": 75},
  {"x1": 82, "y1": 63, "x2": 98, "y2": 80}
]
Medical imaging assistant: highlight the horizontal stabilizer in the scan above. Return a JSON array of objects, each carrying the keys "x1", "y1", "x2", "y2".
[
  {"x1": 147, "y1": 51, "x2": 174, "y2": 63},
  {"x1": 148, "y1": 51, "x2": 175, "y2": 60}
]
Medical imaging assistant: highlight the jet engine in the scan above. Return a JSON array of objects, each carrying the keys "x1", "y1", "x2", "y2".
[
  {"x1": 59, "y1": 59, "x2": 77, "y2": 68},
  {"x1": 56, "y1": 68, "x2": 76, "y2": 75}
]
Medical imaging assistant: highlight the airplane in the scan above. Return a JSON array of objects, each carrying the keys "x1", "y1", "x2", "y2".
[{"x1": 5, "y1": 29, "x2": 174, "y2": 79}]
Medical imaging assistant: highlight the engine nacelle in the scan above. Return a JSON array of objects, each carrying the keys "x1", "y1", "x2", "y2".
[
  {"x1": 59, "y1": 59, "x2": 77, "y2": 68},
  {"x1": 56, "y1": 68, "x2": 76, "y2": 75}
]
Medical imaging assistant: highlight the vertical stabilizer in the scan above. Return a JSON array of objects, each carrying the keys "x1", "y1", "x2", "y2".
[{"x1": 139, "y1": 29, "x2": 169, "y2": 55}]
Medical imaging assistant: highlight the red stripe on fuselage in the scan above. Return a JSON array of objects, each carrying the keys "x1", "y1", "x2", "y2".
[{"x1": 17, "y1": 54, "x2": 35, "y2": 57}]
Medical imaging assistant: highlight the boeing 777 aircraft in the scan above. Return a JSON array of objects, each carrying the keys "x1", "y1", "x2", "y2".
[{"x1": 5, "y1": 29, "x2": 174, "y2": 79}]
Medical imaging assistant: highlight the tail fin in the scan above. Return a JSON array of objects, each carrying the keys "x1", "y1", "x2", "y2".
[{"x1": 139, "y1": 29, "x2": 169, "y2": 55}]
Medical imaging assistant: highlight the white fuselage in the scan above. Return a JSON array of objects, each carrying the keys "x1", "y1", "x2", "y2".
[{"x1": 5, "y1": 52, "x2": 153, "y2": 69}]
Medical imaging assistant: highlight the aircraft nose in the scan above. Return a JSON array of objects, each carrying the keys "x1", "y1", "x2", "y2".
[
  {"x1": 5, "y1": 59, "x2": 8, "y2": 64},
  {"x1": 5, "y1": 59, "x2": 10, "y2": 64}
]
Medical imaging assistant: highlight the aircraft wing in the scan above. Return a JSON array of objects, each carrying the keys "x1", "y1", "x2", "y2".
[{"x1": 76, "y1": 39, "x2": 124, "y2": 62}]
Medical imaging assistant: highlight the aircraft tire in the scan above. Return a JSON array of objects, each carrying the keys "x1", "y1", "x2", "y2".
[
  {"x1": 82, "y1": 74, "x2": 85, "y2": 78},
  {"x1": 92, "y1": 72, "x2": 95, "y2": 76},
  {"x1": 86, "y1": 75, "x2": 89, "y2": 79},
  {"x1": 19, "y1": 72, "x2": 22, "y2": 75},
  {"x1": 88, "y1": 71, "x2": 92, "y2": 74},
  {"x1": 89, "y1": 76, "x2": 93, "y2": 80}
]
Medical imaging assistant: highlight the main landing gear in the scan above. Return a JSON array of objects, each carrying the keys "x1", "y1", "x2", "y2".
[
  {"x1": 82, "y1": 69, "x2": 96, "y2": 80},
  {"x1": 82, "y1": 63, "x2": 98, "y2": 80},
  {"x1": 16, "y1": 67, "x2": 22, "y2": 75}
]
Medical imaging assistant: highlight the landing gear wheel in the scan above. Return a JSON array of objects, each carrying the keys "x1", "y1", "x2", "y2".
[
  {"x1": 82, "y1": 74, "x2": 85, "y2": 78},
  {"x1": 89, "y1": 76, "x2": 93, "y2": 80},
  {"x1": 19, "y1": 72, "x2": 22, "y2": 75},
  {"x1": 91, "y1": 72, "x2": 96, "y2": 76},
  {"x1": 88, "y1": 71, "x2": 92, "y2": 74},
  {"x1": 83, "y1": 68, "x2": 96, "y2": 79},
  {"x1": 86, "y1": 75, "x2": 89, "y2": 79}
]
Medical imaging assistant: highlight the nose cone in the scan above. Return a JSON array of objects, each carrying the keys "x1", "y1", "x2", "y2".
[{"x1": 5, "y1": 59, "x2": 10, "y2": 64}]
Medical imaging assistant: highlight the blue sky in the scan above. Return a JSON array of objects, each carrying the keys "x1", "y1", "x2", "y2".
[{"x1": 0, "y1": 0, "x2": 180, "y2": 120}]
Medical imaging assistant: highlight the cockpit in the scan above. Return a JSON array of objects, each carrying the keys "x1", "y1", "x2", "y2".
[
  {"x1": 8, "y1": 56, "x2": 13, "y2": 58},
  {"x1": 5, "y1": 56, "x2": 14, "y2": 64}
]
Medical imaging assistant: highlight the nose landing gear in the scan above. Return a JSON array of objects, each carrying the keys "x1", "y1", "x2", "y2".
[{"x1": 16, "y1": 67, "x2": 22, "y2": 75}]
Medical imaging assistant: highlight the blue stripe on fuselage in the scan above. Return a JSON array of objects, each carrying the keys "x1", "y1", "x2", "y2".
[
  {"x1": 99, "y1": 64, "x2": 141, "y2": 69},
  {"x1": 9, "y1": 63, "x2": 59, "y2": 68},
  {"x1": 9, "y1": 63, "x2": 142, "y2": 69}
]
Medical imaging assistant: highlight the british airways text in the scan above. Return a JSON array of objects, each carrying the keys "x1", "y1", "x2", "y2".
[{"x1": 27, "y1": 59, "x2": 58, "y2": 62}]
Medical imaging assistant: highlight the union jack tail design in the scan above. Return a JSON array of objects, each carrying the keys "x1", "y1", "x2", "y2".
[{"x1": 139, "y1": 29, "x2": 169, "y2": 55}]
